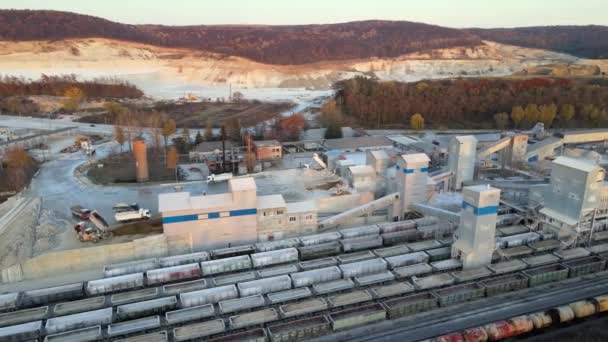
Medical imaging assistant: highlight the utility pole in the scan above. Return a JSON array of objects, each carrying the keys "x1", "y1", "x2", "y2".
[{"x1": 221, "y1": 125, "x2": 226, "y2": 173}]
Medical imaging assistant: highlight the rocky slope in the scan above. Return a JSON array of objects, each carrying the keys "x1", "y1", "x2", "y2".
[{"x1": 0, "y1": 38, "x2": 595, "y2": 95}]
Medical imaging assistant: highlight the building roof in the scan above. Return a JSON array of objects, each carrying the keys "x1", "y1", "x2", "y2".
[
  {"x1": 348, "y1": 165, "x2": 376, "y2": 176},
  {"x1": 228, "y1": 177, "x2": 257, "y2": 192},
  {"x1": 257, "y1": 195, "x2": 286, "y2": 210},
  {"x1": 527, "y1": 137, "x2": 563, "y2": 153},
  {"x1": 453, "y1": 135, "x2": 478, "y2": 144},
  {"x1": 400, "y1": 153, "x2": 430, "y2": 164},
  {"x1": 368, "y1": 150, "x2": 389, "y2": 160},
  {"x1": 286, "y1": 201, "x2": 316, "y2": 213},
  {"x1": 194, "y1": 140, "x2": 235, "y2": 153},
  {"x1": 553, "y1": 156, "x2": 600, "y2": 173},
  {"x1": 254, "y1": 140, "x2": 281, "y2": 147},
  {"x1": 388, "y1": 135, "x2": 418, "y2": 146},
  {"x1": 159, "y1": 192, "x2": 233, "y2": 212},
  {"x1": 323, "y1": 136, "x2": 393, "y2": 151}
]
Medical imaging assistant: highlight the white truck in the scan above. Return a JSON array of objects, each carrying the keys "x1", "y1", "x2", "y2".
[
  {"x1": 206, "y1": 173, "x2": 233, "y2": 184},
  {"x1": 115, "y1": 208, "x2": 152, "y2": 223}
]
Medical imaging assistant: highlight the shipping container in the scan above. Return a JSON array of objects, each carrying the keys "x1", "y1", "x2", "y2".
[
  {"x1": 116, "y1": 296, "x2": 177, "y2": 320},
  {"x1": 267, "y1": 287, "x2": 312, "y2": 305},
  {"x1": 165, "y1": 304, "x2": 215, "y2": 326},
  {"x1": 312, "y1": 279, "x2": 355, "y2": 295},
  {"x1": 299, "y1": 257, "x2": 338, "y2": 271},
  {"x1": 329, "y1": 303, "x2": 386, "y2": 331},
  {"x1": 251, "y1": 248, "x2": 299, "y2": 268},
  {"x1": 393, "y1": 263, "x2": 433, "y2": 279},
  {"x1": 21, "y1": 283, "x2": 84, "y2": 307},
  {"x1": 385, "y1": 252, "x2": 429, "y2": 269},
  {"x1": 279, "y1": 298, "x2": 328, "y2": 318},
  {"x1": 159, "y1": 252, "x2": 210, "y2": 267},
  {"x1": 43, "y1": 325, "x2": 101, "y2": 342},
  {"x1": 0, "y1": 321, "x2": 42, "y2": 342},
  {"x1": 381, "y1": 230, "x2": 420, "y2": 246},
  {"x1": 111, "y1": 288, "x2": 159, "y2": 306},
  {"x1": 328, "y1": 290, "x2": 373, "y2": 308},
  {"x1": 426, "y1": 247, "x2": 452, "y2": 262},
  {"x1": 268, "y1": 315, "x2": 331, "y2": 342},
  {"x1": 341, "y1": 236, "x2": 383, "y2": 253},
  {"x1": 238, "y1": 275, "x2": 292, "y2": 297},
  {"x1": 340, "y1": 258, "x2": 388, "y2": 278},
  {"x1": 369, "y1": 282, "x2": 414, "y2": 299},
  {"x1": 0, "y1": 306, "x2": 48, "y2": 328},
  {"x1": 451, "y1": 267, "x2": 492, "y2": 283},
  {"x1": 299, "y1": 233, "x2": 341, "y2": 246},
  {"x1": 298, "y1": 242, "x2": 341, "y2": 260},
  {"x1": 173, "y1": 319, "x2": 225, "y2": 342},
  {"x1": 103, "y1": 258, "x2": 159, "y2": 277},
  {"x1": 0, "y1": 293, "x2": 19, "y2": 313},
  {"x1": 480, "y1": 273, "x2": 528, "y2": 297},
  {"x1": 523, "y1": 264, "x2": 569, "y2": 287},
  {"x1": 205, "y1": 328, "x2": 267, "y2": 342},
  {"x1": 291, "y1": 267, "x2": 342, "y2": 288},
  {"x1": 377, "y1": 220, "x2": 416, "y2": 234},
  {"x1": 354, "y1": 271, "x2": 395, "y2": 286},
  {"x1": 107, "y1": 316, "x2": 161, "y2": 338},
  {"x1": 211, "y1": 245, "x2": 254, "y2": 259},
  {"x1": 434, "y1": 283, "x2": 485, "y2": 307},
  {"x1": 146, "y1": 263, "x2": 201, "y2": 286},
  {"x1": 114, "y1": 331, "x2": 167, "y2": 342},
  {"x1": 257, "y1": 264, "x2": 299, "y2": 278},
  {"x1": 53, "y1": 296, "x2": 106, "y2": 316},
  {"x1": 229, "y1": 308, "x2": 279, "y2": 329},
  {"x1": 201, "y1": 256, "x2": 252, "y2": 276},
  {"x1": 162, "y1": 279, "x2": 207, "y2": 295},
  {"x1": 383, "y1": 292, "x2": 438, "y2": 318},
  {"x1": 484, "y1": 321, "x2": 516, "y2": 340},
  {"x1": 337, "y1": 251, "x2": 376, "y2": 264},
  {"x1": 562, "y1": 256, "x2": 606, "y2": 278},
  {"x1": 45, "y1": 308, "x2": 112, "y2": 335},
  {"x1": 219, "y1": 295, "x2": 266, "y2": 315},
  {"x1": 255, "y1": 239, "x2": 300, "y2": 253},
  {"x1": 180, "y1": 285, "x2": 239, "y2": 307},
  {"x1": 86, "y1": 273, "x2": 144, "y2": 295},
  {"x1": 339, "y1": 225, "x2": 380, "y2": 239},
  {"x1": 412, "y1": 273, "x2": 455, "y2": 290},
  {"x1": 212, "y1": 271, "x2": 257, "y2": 287},
  {"x1": 373, "y1": 245, "x2": 411, "y2": 258}
]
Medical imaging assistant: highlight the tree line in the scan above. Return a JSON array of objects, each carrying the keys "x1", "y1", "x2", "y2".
[{"x1": 331, "y1": 77, "x2": 608, "y2": 129}]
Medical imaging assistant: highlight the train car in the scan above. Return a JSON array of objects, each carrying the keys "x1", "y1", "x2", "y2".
[
  {"x1": 103, "y1": 258, "x2": 159, "y2": 278},
  {"x1": 385, "y1": 252, "x2": 429, "y2": 269},
  {"x1": 218, "y1": 295, "x2": 266, "y2": 315},
  {"x1": 116, "y1": 296, "x2": 178, "y2": 320},
  {"x1": 158, "y1": 252, "x2": 210, "y2": 267},
  {"x1": 107, "y1": 316, "x2": 161, "y2": 338},
  {"x1": 146, "y1": 263, "x2": 202, "y2": 286},
  {"x1": 339, "y1": 225, "x2": 380, "y2": 239},
  {"x1": 86, "y1": 273, "x2": 144, "y2": 295},
  {"x1": 251, "y1": 248, "x2": 299, "y2": 268},
  {"x1": 237, "y1": 275, "x2": 292, "y2": 297},
  {"x1": 45, "y1": 308, "x2": 112, "y2": 335},
  {"x1": 20, "y1": 283, "x2": 84, "y2": 307},
  {"x1": 0, "y1": 293, "x2": 20, "y2": 313},
  {"x1": 377, "y1": 220, "x2": 416, "y2": 234},
  {"x1": 299, "y1": 232, "x2": 341, "y2": 246},
  {"x1": 200, "y1": 256, "x2": 252, "y2": 276},
  {"x1": 255, "y1": 239, "x2": 300, "y2": 253},
  {"x1": 381, "y1": 230, "x2": 420, "y2": 246},
  {"x1": 179, "y1": 285, "x2": 239, "y2": 308},
  {"x1": 291, "y1": 267, "x2": 343, "y2": 288},
  {"x1": 0, "y1": 321, "x2": 42, "y2": 342},
  {"x1": 341, "y1": 236, "x2": 383, "y2": 253},
  {"x1": 267, "y1": 315, "x2": 331, "y2": 342},
  {"x1": 339, "y1": 258, "x2": 387, "y2": 278},
  {"x1": 165, "y1": 304, "x2": 215, "y2": 326},
  {"x1": 298, "y1": 242, "x2": 342, "y2": 260}
]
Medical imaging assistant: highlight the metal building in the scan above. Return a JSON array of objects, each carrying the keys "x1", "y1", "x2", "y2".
[
  {"x1": 447, "y1": 136, "x2": 477, "y2": 190},
  {"x1": 395, "y1": 153, "x2": 430, "y2": 218},
  {"x1": 366, "y1": 150, "x2": 390, "y2": 174},
  {"x1": 452, "y1": 185, "x2": 500, "y2": 270}
]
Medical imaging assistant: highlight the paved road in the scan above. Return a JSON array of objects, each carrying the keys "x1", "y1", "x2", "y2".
[{"x1": 315, "y1": 272, "x2": 608, "y2": 342}]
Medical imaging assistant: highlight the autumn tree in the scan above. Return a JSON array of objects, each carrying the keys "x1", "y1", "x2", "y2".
[
  {"x1": 410, "y1": 113, "x2": 424, "y2": 130},
  {"x1": 538, "y1": 103, "x2": 557, "y2": 128},
  {"x1": 4, "y1": 147, "x2": 36, "y2": 192},
  {"x1": 232, "y1": 91, "x2": 245, "y2": 103},
  {"x1": 494, "y1": 112, "x2": 510, "y2": 129},
  {"x1": 324, "y1": 123, "x2": 343, "y2": 139},
  {"x1": 279, "y1": 113, "x2": 306, "y2": 141},
  {"x1": 62, "y1": 86, "x2": 85, "y2": 112},
  {"x1": 510, "y1": 106, "x2": 525, "y2": 128},
  {"x1": 204, "y1": 119, "x2": 214, "y2": 141},
  {"x1": 559, "y1": 104, "x2": 575, "y2": 125},
  {"x1": 523, "y1": 104, "x2": 540, "y2": 128},
  {"x1": 114, "y1": 125, "x2": 126, "y2": 152},
  {"x1": 161, "y1": 119, "x2": 177, "y2": 148}
]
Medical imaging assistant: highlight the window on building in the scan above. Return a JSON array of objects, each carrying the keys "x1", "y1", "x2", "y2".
[
  {"x1": 289, "y1": 216, "x2": 296, "y2": 222},
  {"x1": 305, "y1": 215, "x2": 313, "y2": 220},
  {"x1": 277, "y1": 210, "x2": 284, "y2": 215},
  {"x1": 263, "y1": 211, "x2": 267, "y2": 216}
]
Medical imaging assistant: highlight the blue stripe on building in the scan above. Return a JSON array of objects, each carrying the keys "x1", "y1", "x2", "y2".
[
  {"x1": 420, "y1": 167, "x2": 429, "y2": 172},
  {"x1": 404, "y1": 169, "x2": 414, "y2": 174},
  {"x1": 462, "y1": 202, "x2": 498, "y2": 216},
  {"x1": 162, "y1": 208, "x2": 258, "y2": 224}
]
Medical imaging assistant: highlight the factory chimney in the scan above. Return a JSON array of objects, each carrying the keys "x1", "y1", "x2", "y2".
[{"x1": 133, "y1": 137, "x2": 149, "y2": 182}]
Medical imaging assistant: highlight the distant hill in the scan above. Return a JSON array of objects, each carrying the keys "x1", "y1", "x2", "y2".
[
  {"x1": 469, "y1": 26, "x2": 608, "y2": 59},
  {"x1": 0, "y1": 10, "x2": 606, "y2": 65}
]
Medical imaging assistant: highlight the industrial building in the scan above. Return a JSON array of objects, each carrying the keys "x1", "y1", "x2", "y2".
[
  {"x1": 395, "y1": 153, "x2": 430, "y2": 218},
  {"x1": 159, "y1": 178, "x2": 318, "y2": 249},
  {"x1": 447, "y1": 136, "x2": 477, "y2": 190},
  {"x1": 346, "y1": 165, "x2": 376, "y2": 191},
  {"x1": 253, "y1": 140, "x2": 282, "y2": 161}
]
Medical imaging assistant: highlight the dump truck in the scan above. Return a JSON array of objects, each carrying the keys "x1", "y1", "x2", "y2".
[
  {"x1": 89, "y1": 210, "x2": 111, "y2": 234},
  {"x1": 115, "y1": 208, "x2": 151, "y2": 223},
  {"x1": 74, "y1": 222, "x2": 103, "y2": 243},
  {"x1": 70, "y1": 205, "x2": 91, "y2": 220},
  {"x1": 206, "y1": 173, "x2": 233, "y2": 184}
]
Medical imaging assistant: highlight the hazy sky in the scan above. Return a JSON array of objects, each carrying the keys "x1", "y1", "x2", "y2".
[{"x1": 3, "y1": 0, "x2": 607, "y2": 27}]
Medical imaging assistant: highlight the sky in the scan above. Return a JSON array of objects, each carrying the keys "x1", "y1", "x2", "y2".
[{"x1": 2, "y1": 0, "x2": 607, "y2": 28}]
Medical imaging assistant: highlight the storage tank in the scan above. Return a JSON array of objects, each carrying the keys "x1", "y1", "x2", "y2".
[
  {"x1": 290, "y1": 267, "x2": 342, "y2": 288},
  {"x1": 237, "y1": 275, "x2": 292, "y2": 297},
  {"x1": 251, "y1": 248, "x2": 299, "y2": 268},
  {"x1": 133, "y1": 137, "x2": 149, "y2": 182},
  {"x1": 146, "y1": 263, "x2": 201, "y2": 286},
  {"x1": 339, "y1": 258, "x2": 387, "y2": 278},
  {"x1": 200, "y1": 255, "x2": 252, "y2": 275},
  {"x1": 179, "y1": 285, "x2": 238, "y2": 307}
]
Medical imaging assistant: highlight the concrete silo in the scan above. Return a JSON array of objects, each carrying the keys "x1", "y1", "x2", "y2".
[{"x1": 133, "y1": 138, "x2": 149, "y2": 182}]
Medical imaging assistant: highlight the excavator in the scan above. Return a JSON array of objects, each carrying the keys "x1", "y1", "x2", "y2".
[{"x1": 74, "y1": 222, "x2": 103, "y2": 243}]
